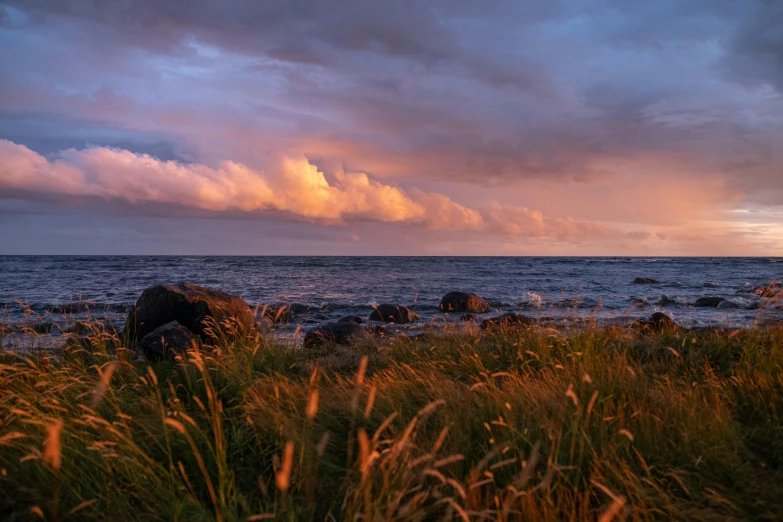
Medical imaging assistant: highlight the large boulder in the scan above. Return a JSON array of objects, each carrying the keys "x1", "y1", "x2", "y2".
[
  {"x1": 140, "y1": 321, "x2": 197, "y2": 360},
  {"x1": 481, "y1": 312, "x2": 534, "y2": 330},
  {"x1": 632, "y1": 277, "x2": 659, "y2": 284},
  {"x1": 695, "y1": 296, "x2": 725, "y2": 307},
  {"x1": 303, "y1": 322, "x2": 389, "y2": 348},
  {"x1": 439, "y1": 292, "x2": 492, "y2": 313},
  {"x1": 125, "y1": 283, "x2": 254, "y2": 343},
  {"x1": 369, "y1": 304, "x2": 419, "y2": 324}
]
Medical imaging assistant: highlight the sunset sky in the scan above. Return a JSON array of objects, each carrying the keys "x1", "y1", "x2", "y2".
[{"x1": 1, "y1": 1, "x2": 782, "y2": 255}]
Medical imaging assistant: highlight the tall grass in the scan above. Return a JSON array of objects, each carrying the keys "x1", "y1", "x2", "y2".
[{"x1": 1, "y1": 320, "x2": 782, "y2": 520}]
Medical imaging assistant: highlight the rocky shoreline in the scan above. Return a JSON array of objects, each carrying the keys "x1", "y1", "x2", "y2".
[
  {"x1": 101, "y1": 281, "x2": 783, "y2": 359},
  {"x1": 2, "y1": 278, "x2": 782, "y2": 357}
]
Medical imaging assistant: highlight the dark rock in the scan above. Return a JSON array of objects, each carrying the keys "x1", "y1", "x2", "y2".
[
  {"x1": 460, "y1": 313, "x2": 476, "y2": 322},
  {"x1": 658, "y1": 295, "x2": 672, "y2": 306},
  {"x1": 262, "y1": 304, "x2": 293, "y2": 323},
  {"x1": 337, "y1": 315, "x2": 364, "y2": 324},
  {"x1": 632, "y1": 278, "x2": 659, "y2": 285},
  {"x1": 717, "y1": 300, "x2": 739, "y2": 309},
  {"x1": 481, "y1": 312, "x2": 534, "y2": 330},
  {"x1": 26, "y1": 322, "x2": 55, "y2": 334},
  {"x1": 290, "y1": 303, "x2": 313, "y2": 314},
  {"x1": 140, "y1": 321, "x2": 197, "y2": 360},
  {"x1": 694, "y1": 296, "x2": 725, "y2": 307},
  {"x1": 124, "y1": 283, "x2": 254, "y2": 343},
  {"x1": 753, "y1": 281, "x2": 783, "y2": 298},
  {"x1": 628, "y1": 312, "x2": 678, "y2": 331},
  {"x1": 303, "y1": 322, "x2": 388, "y2": 348},
  {"x1": 649, "y1": 312, "x2": 677, "y2": 328},
  {"x1": 439, "y1": 292, "x2": 492, "y2": 313},
  {"x1": 369, "y1": 304, "x2": 419, "y2": 324},
  {"x1": 255, "y1": 316, "x2": 274, "y2": 332},
  {"x1": 261, "y1": 303, "x2": 312, "y2": 323}
]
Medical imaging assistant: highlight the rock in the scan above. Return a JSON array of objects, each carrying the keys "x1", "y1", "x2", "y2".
[
  {"x1": 260, "y1": 303, "x2": 312, "y2": 324},
  {"x1": 337, "y1": 315, "x2": 364, "y2": 324},
  {"x1": 140, "y1": 321, "x2": 197, "y2": 360},
  {"x1": 649, "y1": 312, "x2": 677, "y2": 328},
  {"x1": 481, "y1": 312, "x2": 534, "y2": 330},
  {"x1": 694, "y1": 296, "x2": 725, "y2": 307},
  {"x1": 303, "y1": 322, "x2": 388, "y2": 348},
  {"x1": 262, "y1": 304, "x2": 293, "y2": 324},
  {"x1": 125, "y1": 283, "x2": 254, "y2": 343},
  {"x1": 460, "y1": 313, "x2": 476, "y2": 322},
  {"x1": 632, "y1": 278, "x2": 659, "y2": 285},
  {"x1": 290, "y1": 303, "x2": 313, "y2": 314},
  {"x1": 255, "y1": 316, "x2": 274, "y2": 333},
  {"x1": 439, "y1": 292, "x2": 492, "y2": 313},
  {"x1": 717, "y1": 300, "x2": 739, "y2": 309},
  {"x1": 369, "y1": 304, "x2": 419, "y2": 324},
  {"x1": 753, "y1": 281, "x2": 783, "y2": 298},
  {"x1": 658, "y1": 295, "x2": 672, "y2": 306},
  {"x1": 629, "y1": 312, "x2": 678, "y2": 331}
]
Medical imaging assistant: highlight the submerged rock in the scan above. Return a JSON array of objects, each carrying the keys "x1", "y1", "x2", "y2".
[
  {"x1": 262, "y1": 304, "x2": 293, "y2": 324},
  {"x1": 632, "y1": 277, "x2": 659, "y2": 284},
  {"x1": 369, "y1": 304, "x2": 419, "y2": 324},
  {"x1": 439, "y1": 292, "x2": 492, "y2": 313},
  {"x1": 261, "y1": 303, "x2": 313, "y2": 324},
  {"x1": 337, "y1": 315, "x2": 364, "y2": 324},
  {"x1": 481, "y1": 312, "x2": 534, "y2": 330},
  {"x1": 140, "y1": 321, "x2": 197, "y2": 360},
  {"x1": 303, "y1": 322, "x2": 389, "y2": 348},
  {"x1": 125, "y1": 283, "x2": 254, "y2": 343},
  {"x1": 717, "y1": 300, "x2": 739, "y2": 309},
  {"x1": 694, "y1": 296, "x2": 725, "y2": 307}
]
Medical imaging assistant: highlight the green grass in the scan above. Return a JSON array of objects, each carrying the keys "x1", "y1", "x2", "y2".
[{"x1": 1, "y1": 321, "x2": 783, "y2": 521}]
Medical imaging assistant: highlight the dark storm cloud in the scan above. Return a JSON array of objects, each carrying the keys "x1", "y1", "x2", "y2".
[{"x1": 724, "y1": 0, "x2": 783, "y2": 90}]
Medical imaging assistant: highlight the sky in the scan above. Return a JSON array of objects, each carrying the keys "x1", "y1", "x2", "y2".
[{"x1": 0, "y1": 0, "x2": 782, "y2": 255}]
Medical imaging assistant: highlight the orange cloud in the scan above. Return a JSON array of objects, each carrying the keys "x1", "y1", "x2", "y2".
[{"x1": 0, "y1": 140, "x2": 480, "y2": 230}]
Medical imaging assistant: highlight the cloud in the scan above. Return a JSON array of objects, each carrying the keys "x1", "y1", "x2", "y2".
[
  {"x1": 0, "y1": 139, "x2": 482, "y2": 230},
  {"x1": 484, "y1": 203, "x2": 615, "y2": 241},
  {"x1": 3, "y1": 1, "x2": 783, "y2": 254},
  {"x1": 0, "y1": 140, "x2": 653, "y2": 243}
]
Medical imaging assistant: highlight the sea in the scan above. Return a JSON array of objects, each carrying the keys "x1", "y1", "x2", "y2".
[{"x1": 1, "y1": 256, "x2": 782, "y2": 349}]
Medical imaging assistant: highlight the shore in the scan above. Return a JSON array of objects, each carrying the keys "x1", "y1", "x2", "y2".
[{"x1": 1, "y1": 317, "x2": 782, "y2": 520}]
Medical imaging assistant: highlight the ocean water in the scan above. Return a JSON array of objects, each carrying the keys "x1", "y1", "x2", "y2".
[{"x1": 1, "y1": 256, "x2": 782, "y2": 346}]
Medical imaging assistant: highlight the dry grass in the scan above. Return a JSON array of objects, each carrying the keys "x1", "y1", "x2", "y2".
[{"x1": 1, "y1": 319, "x2": 782, "y2": 521}]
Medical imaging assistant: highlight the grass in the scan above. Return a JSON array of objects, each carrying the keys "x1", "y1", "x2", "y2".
[{"x1": 1, "y1": 319, "x2": 782, "y2": 521}]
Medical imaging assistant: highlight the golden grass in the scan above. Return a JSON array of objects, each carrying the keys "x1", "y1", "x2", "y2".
[{"x1": 0, "y1": 318, "x2": 782, "y2": 520}]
